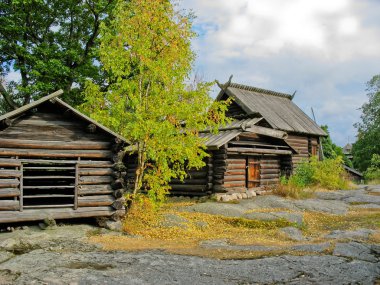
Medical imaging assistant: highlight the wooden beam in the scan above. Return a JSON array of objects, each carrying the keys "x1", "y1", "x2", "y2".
[
  {"x1": 0, "y1": 188, "x2": 20, "y2": 198},
  {"x1": 0, "y1": 158, "x2": 21, "y2": 167},
  {"x1": 79, "y1": 185, "x2": 114, "y2": 195},
  {"x1": 0, "y1": 200, "x2": 20, "y2": 211},
  {"x1": 244, "y1": 125, "x2": 288, "y2": 139},
  {"x1": 0, "y1": 207, "x2": 114, "y2": 223},
  {"x1": 0, "y1": 90, "x2": 64, "y2": 122},
  {"x1": 0, "y1": 148, "x2": 112, "y2": 159},
  {"x1": 78, "y1": 195, "x2": 114, "y2": 207},
  {"x1": 0, "y1": 170, "x2": 21, "y2": 178},
  {"x1": 0, "y1": 138, "x2": 110, "y2": 150},
  {"x1": 0, "y1": 179, "x2": 20, "y2": 188},
  {"x1": 227, "y1": 147, "x2": 292, "y2": 155},
  {"x1": 79, "y1": 176, "x2": 113, "y2": 185}
]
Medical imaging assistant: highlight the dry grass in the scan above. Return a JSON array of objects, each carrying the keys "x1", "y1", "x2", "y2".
[{"x1": 88, "y1": 197, "x2": 380, "y2": 259}]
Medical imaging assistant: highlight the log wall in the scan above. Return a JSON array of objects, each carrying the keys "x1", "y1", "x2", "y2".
[
  {"x1": 285, "y1": 134, "x2": 309, "y2": 168},
  {"x1": 0, "y1": 105, "x2": 125, "y2": 223},
  {"x1": 285, "y1": 134, "x2": 321, "y2": 170},
  {"x1": 260, "y1": 156, "x2": 280, "y2": 187},
  {"x1": 222, "y1": 154, "x2": 246, "y2": 193}
]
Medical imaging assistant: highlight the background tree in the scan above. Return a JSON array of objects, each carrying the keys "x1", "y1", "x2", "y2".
[
  {"x1": 352, "y1": 74, "x2": 380, "y2": 172},
  {"x1": 0, "y1": 0, "x2": 114, "y2": 113},
  {"x1": 81, "y1": 0, "x2": 229, "y2": 204},
  {"x1": 321, "y1": 125, "x2": 353, "y2": 167}
]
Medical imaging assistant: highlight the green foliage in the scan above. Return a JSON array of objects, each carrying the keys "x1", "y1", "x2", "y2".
[
  {"x1": 82, "y1": 0, "x2": 229, "y2": 206},
  {"x1": 276, "y1": 157, "x2": 349, "y2": 198},
  {"x1": 320, "y1": 125, "x2": 353, "y2": 167},
  {"x1": 0, "y1": 0, "x2": 114, "y2": 112},
  {"x1": 352, "y1": 74, "x2": 380, "y2": 172},
  {"x1": 311, "y1": 156, "x2": 348, "y2": 190},
  {"x1": 364, "y1": 154, "x2": 380, "y2": 181},
  {"x1": 287, "y1": 160, "x2": 315, "y2": 188}
]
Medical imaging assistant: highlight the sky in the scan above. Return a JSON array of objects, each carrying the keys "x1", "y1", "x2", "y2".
[{"x1": 180, "y1": 0, "x2": 380, "y2": 146}]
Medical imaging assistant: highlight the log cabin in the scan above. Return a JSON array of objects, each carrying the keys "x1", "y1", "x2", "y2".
[
  {"x1": 167, "y1": 81, "x2": 327, "y2": 196},
  {"x1": 0, "y1": 90, "x2": 128, "y2": 224},
  {"x1": 125, "y1": 81, "x2": 326, "y2": 196}
]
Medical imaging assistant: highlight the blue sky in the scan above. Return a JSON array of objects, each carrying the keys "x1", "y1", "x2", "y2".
[{"x1": 180, "y1": 0, "x2": 380, "y2": 146}]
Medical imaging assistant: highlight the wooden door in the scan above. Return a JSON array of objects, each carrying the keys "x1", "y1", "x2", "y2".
[{"x1": 247, "y1": 158, "x2": 260, "y2": 188}]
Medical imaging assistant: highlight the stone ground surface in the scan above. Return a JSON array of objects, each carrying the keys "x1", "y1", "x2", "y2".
[{"x1": 0, "y1": 185, "x2": 379, "y2": 284}]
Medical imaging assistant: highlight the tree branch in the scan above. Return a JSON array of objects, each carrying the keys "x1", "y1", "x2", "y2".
[{"x1": 0, "y1": 83, "x2": 18, "y2": 110}]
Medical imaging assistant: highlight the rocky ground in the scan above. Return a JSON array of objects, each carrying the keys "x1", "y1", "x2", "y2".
[{"x1": 0, "y1": 185, "x2": 379, "y2": 284}]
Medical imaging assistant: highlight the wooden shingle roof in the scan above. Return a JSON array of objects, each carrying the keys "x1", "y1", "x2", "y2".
[{"x1": 217, "y1": 82, "x2": 327, "y2": 137}]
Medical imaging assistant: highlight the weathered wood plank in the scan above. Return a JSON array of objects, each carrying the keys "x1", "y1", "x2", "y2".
[
  {"x1": 0, "y1": 207, "x2": 114, "y2": 223},
  {"x1": 0, "y1": 179, "x2": 20, "y2": 188},
  {"x1": 227, "y1": 147, "x2": 292, "y2": 155},
  {"x1": 224, "y1": 175, "x2": 245, "y2": 182},
  {"x1": 170, "y1": 178, "x2": 207, "y2": 185},
  {"x1": 225, "y1": 170, "x2": 245, "y2": 176},
  {"x1": 0, "y1": 200, "x2": 20, "y2": 211},
  {"x1": 0, "y1": 170, "x2": 21, "y2": 178},
  {"x1": 78, "y1": 195, "x2": 115, "y2": 207},
  {"x1": 0, "y1": 148, "x2": 112, "y2": 159},
  {"x1": 79, "y1": 168, "x2": 114, "y2": 176},
  {"x1": 224, "y1": 182, "x2": 246, "y2": 188},
  {"x1": 0, "y1": 138, "x2": 110, "y2": 150},
  {"x1": 170, "y1": 184, "x2": 206, "y2": 191},
  {"x1": 79, "y1": 176, "x2": 113, "y2": 185},
  {"x1": 0, "y1": 158, "x2": 21, "y2": 167},
  {"x1": 0, "y1": 188, "x2": 20, "y2": 198},
  {"x1": 226, "y1": 164, "x2": 245, "y2": 170},
  {"x1": 79, "y1": 185, "x2": 114, "y2": 195}
]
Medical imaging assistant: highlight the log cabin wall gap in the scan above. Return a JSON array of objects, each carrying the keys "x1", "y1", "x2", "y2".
[{"x1": 0, "y1": 90, "x2": 129, "y2": 224}]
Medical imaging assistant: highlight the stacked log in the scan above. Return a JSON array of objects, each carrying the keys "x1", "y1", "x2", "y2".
[
  {"x1": 0, "y1": 110, "x2": 127, "y2": 220},
  {"x1": 285, "y1": 135, "x2": 309, "y2": 168},
  {"x1": 222, "y1": 155, "x2": 246, "y2": 192},
  {"x1": 170, "y1": 162, "x2": 209, "y2": 195},
  {"x1": 259, "y1": 156, "x2": 280, "y2": 186},
  {"x1": 212, "y1": 147, "x2": 228, "y2": 193},
  {"x1": 0, "y1": 158, "x2": 21, "y2": 211}
]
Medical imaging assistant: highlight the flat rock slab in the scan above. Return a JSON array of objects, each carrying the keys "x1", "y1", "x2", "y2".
[
  {"x1": 292, "y1": 199, "x2": 348, "y2": 215},
  {"x1": 161, "y1": 214, "x2": 189, "y2": 229},
  {"x1": 325, "y1": 229, "x2": 377, "y2": 241},
  {"x1": 366, "y1": 185, "x2": 380, "y2": 193},
  {"x1": 333, "y1": 242, "x2": 378, "y2": 262},
  {"x1": 281, "y1": 227, "x2": 306, "y2": 241},
  {"x1": 0, "y1": 251, "x2": 14, "y2": 263},
  {"x1": 1, "y1": 250, "x2": 379, "y2": 285},
  {"x1": 290, "y1": 242, "x2": 331, "y2": 253},
  {"x1": 352, "y1": 203, "x2": 380, "y2": 209},
  {"x1": 181, "y1": 195, "x2": 349, "y2": 218}
]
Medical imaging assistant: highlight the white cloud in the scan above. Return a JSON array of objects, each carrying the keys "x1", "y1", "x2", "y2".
[{"x1": 181, "y1": 0, "x2": 380, "y2": 146}]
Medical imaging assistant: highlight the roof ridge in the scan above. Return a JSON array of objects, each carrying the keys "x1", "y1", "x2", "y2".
[{"x1": 229, "y1": 83, "x2": 292, "y2": 99}]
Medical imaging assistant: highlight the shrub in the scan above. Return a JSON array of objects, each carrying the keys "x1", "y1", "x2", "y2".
[
  {"x1": 365, "y1": 154, "x2": 380, "y2": 181},
  {"x1": 310, "y1": 156, "x2": 349, "y2": 190},
  {"x1": 274, "y1": 156, "x2": 349, "y2": 198},
  {"x1": 287, "y1": 160, "x2": 314, "y2": 188}
]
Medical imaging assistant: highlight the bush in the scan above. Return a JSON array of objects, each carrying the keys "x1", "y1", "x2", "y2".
[
  {"x1": 310, "y1": 156, "x2": 349, "y2": 190},
  {"x1": 364, "y1": 154, "x2": 380, "y2": 181},
  {"x1": 287, "y1": 160, "x2": 314, "y2": 188},
  {"x1": 275, "y1": 156, "x2": 349, "y2": 198}
]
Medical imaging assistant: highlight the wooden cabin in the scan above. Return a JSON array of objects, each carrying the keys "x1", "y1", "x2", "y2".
[
  {"x1": 168, "y1": 82, "x2": 326, "y2": 196},
  {"x1": 0, "y1": 91, "x2": 127, "y2": 224}
]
